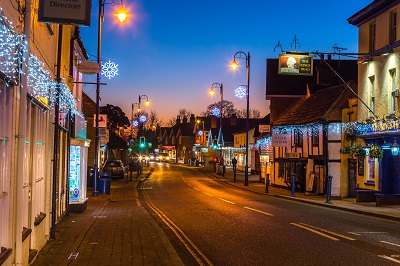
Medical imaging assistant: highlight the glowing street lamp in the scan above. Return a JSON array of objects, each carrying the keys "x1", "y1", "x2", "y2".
[
  {"x1": 230, "y1": 51, "x2": 250, "y2": 186},
  {"x1": 209, "y1": 82, "x2": 224, "y2": 157},
  {"x1": 93, "y1": 0, "x2": 128, "y2": 196}
]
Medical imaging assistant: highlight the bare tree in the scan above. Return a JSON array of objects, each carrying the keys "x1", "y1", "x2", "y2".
[
  {"x1": 201, "y1": 100, "x2": 237, "y2": 117},
  {"x1": 236, "y1": 108, "x2": 261, "y2": 118},
  {"x1": 166, "y1": 108, "x2": 193, "y2": 126}
]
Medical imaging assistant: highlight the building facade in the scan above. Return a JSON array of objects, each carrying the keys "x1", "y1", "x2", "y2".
[
  {"x1": 349, "y1": 0, "x2": 400, "y2": 197},
  {"x1": 0, "y1": 4, "x2": 84, "y2": 265}
]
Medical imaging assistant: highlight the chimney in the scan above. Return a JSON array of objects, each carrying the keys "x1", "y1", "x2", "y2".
[
  {"x1": 230, "y1": 113, "x2": 237, "y2": 126},
  {"x1": 190, "y1": 114, "x2": 195, "y2": 123},
  {"x1": 182, "y1": 116, "x2": 188, "y2": 124},
  {"x1": 176, "y1": 115, "x2": 180, "y2": 124}
]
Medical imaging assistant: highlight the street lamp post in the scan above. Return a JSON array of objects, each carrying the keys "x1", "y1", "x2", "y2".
[
  {"x1": 93, "y1": 0, "x2": 127, "y2": 196},
  {"x1": 137, "y1": 95, "x2": 150, "y2": 137},
  {"x1": 209, "y1": 82, "x2": 223, "y2": 158},
  {"x1": 196, "y1": 118, "x2": 205, "y2": 163},
  {"x1": 230, "y1": 51, "x2": 250, "y2": 186}
]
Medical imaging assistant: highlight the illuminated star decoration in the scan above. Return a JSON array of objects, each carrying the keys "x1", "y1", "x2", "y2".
[
  {"x1": 235, "y1": 85, "x2": 247, "y2": 99},
  {"x1": 132, "y1": 120, "x2": 139, "y2": 127},
  {"x1": 198, "y1": 130, "x2": 204, "y2": 136},
  {"x1": 139, "y1": 114, "x2": 147, "y2": 123},
  {"x1": 212, "y1": 107, "x2": 221, "y2": 117},
  {"x1": 101, "y1": 60, "x2": 118, "y2": 79}
]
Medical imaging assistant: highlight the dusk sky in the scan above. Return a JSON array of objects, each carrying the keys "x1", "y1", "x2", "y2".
[{"x1": 80, "y1": 0, "x2": 372, "y2": 124}]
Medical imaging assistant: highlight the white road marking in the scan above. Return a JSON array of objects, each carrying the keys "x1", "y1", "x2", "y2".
[
  {"x1": 244, "y1": 206, "x2": 274, "y2": 216},
  {"x1": 203, "y1": 192, "x2": 214, "y2": 197},
  {"x1": 299, "y1": 223, "x2": 356, "y2": 241},
  {"x1": 218, "y1": 198, "x2": 236, "y2": 204},
  {"x1": 378, "y1": 255, "x2": 400, "y2": 264},
  {"x1": 381, "y1": 241, "x2": 400, "y2": 248},
  {"x1": 290, "y1": 223, "x2": 339, "y2": 241}
]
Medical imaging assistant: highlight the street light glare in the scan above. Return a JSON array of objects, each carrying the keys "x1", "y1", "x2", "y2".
[
  {"x1": 145, "y1": 100, "x2": 150, "y2": 106},
  {"x1": 209, "y1": 88, "x2": 215, "y2": 96},
  {"x1": 116, "y1": 9, "x2": 128, "y2": 23},
  {"x1": 230, "y1": 60, "x2": 239, "y2": 70}
]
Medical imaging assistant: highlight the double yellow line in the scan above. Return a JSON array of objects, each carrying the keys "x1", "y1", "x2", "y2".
[{"x1": 140, "y1": 181, "x2": 214, "y2": 266}]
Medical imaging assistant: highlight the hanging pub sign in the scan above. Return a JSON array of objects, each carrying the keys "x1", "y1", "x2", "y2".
[
  {"x1": 259, "y1": 124, "x2": 271, "y2": 133},
  {"x1": 278, "y1": 54, "x2": 313, "y2": 76},
  {"x1": 38, "y1": 0, "x2": 92, "y2": 26}
]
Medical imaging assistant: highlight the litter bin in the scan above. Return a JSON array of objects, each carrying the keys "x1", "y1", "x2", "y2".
[{"x1": 98, "y1": 172, "x2": 111, "y2": 195}]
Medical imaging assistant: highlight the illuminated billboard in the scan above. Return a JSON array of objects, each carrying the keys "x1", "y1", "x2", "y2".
[{"x1": 278, "y1": 54, "x2": 313, "y2": 76}]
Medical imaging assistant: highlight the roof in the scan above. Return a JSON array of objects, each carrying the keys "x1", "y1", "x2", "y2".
[
  {"x1": 272, "y1": 81, "x2": 357, "y2": 126},
  {"x1": 348, "y1": 0, "x2": 399, "y2": 27}
]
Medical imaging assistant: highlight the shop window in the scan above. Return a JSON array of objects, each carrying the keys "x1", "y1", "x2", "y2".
[
  {"x1": 369, "y1": 22, "x2": 376, "y2": 52},
  {"x1": 390, "y1": 11, "x2": 397, "y2": 44},
  {"x1": 0, "y1": 81, "x2": 12, "y2": 249},
  {"x1": 369, "y1": 76, "x2": 375, "y2": 117},
  {"x1": 312, "y1": 127, "x2": 319, "y2": 146},
  {"x1": 278, "y1": 161, "x2": 284, "y2": 177},
  {"x1": 390, "y1": 69, "x2": 397, "y2": 115},
  {"x1": 368, "y1": 157, "x2": 375, "y2": 181},
  {"x1": 294, "y1": 128, "x2": 303, "y2": 147}
]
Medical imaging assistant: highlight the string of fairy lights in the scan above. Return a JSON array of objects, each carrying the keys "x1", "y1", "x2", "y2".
[{"x1": 1, "y1": 8, "x2": 81, "y2": 116}]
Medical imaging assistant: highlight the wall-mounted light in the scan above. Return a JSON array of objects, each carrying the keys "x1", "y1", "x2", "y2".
[
  {"x1": 363, "y1": 145, "x2": 371, "y2": 156},
  {"x1": 382, "y1": 50, "x2": 393, "y2": 56},
  {"x1": 357, "y1": 55, "x2": 373, "y2": 64},
  {"x1": 391, "y1": 139, "x2": 399, "y2": 156}
]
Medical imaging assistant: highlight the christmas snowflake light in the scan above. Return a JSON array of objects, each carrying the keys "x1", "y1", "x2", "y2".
[
  {"x1": 101, "y1": 60, "x2": 118, "y2": 79},
  {"x1": 235, "y1": 85, "x2": 247, "y2": 99},
  {"x1": 198, "y1": 130, "x2": 203, "y2": 136},
  {"x1": 139, "y1": 114, "x2": 147, "y2": 122},
  {"x1": 212, "y1": 107, "x2": 221, "y2": 117},
  {"x1": 132, "y1": 120, "x2": 139, "y2": 127}
]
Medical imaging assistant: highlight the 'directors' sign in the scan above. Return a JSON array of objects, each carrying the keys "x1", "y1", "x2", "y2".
[{"x1": 38, "y1": 0, "x2": 92, "y2": 26}]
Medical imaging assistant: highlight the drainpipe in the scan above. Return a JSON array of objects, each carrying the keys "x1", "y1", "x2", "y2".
[
  {"x1": 15, "y1": 0, "x2": 31, "y2": 264},
  {"x1": 51, "y1": 25, "x2": 63, "y2": 239}
]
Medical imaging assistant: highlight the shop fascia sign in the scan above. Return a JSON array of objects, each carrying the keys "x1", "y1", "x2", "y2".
[
  {"x1": 272, "y1": 134, "x2": 291, "y2": 148},
  {"x1": 38, "y1": 0, "x2": 92, "y2": 26}
]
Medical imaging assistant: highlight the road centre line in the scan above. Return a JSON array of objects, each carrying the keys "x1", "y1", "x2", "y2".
[
  {"x1": 290, "y1": 223, "x2": 339, "y2": 241},
  {"x1": 299, "y1": 223, "x2": 356, "y2": 241},
  {"x1": 203, "y1": 192, "x2": 214, "y2": 197},
  {"x1": 244, "y1": 206, "x2": 274, "y2": 216},
  {"x1": 381, "y1": 241, "x2": 400, "y2": 247},
  {"x1": 349, "y1": 231, "x2": 387, "y2": 235},
  {"x1": 378, "y1": 255, "x2": 400, "y2": 264},
  {"x1": 218, "y1": 198, "x2": 236, "y2": 204}
]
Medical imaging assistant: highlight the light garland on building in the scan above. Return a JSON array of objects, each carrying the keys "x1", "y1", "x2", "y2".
[
  {"x1": 0, "y1": 7, "x2": 27, "y2": 83},
  {"x1": 0, "y1": 10, "x2": 81, "y2": 116}
]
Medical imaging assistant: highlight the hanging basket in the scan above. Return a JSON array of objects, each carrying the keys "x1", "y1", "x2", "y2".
[{"x1": 369, "y1": 146, "x2": 383, "y2": 159}]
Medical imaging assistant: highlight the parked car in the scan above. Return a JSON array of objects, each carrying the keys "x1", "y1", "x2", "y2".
[{"x1": 102, "y1": 160, "x2": 125, "y2": 178}]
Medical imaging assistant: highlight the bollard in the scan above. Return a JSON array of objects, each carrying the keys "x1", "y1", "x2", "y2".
[
  {"x1": 326, "y1": 175, "x2": 333, "y2": 203},
  {"x1": 265, "y1": 174, "x2": 269, "y2": 193},
  {"x1": 233, "y1": 165, "x2": 237, "y2": 183},
  {"x1": 291, "y1": 173, "x2": 296, "y2": 197}
]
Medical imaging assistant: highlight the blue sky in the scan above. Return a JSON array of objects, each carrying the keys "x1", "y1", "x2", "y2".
[{"x1": 80, "y1": 0, "x2": 372, "y2": 124}]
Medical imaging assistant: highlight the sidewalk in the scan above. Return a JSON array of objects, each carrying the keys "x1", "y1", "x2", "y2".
[
  {"x1": 31, "y1": 171, "x2": 183, "y2": 266},
  {"x1": 208, "y1": 166, "x2": 400, "y2": 222}
]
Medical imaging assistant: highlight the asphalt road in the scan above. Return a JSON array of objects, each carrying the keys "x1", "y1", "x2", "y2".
[{"x1": 138, "y1": 163, "x2": 400, "y2": 265}]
